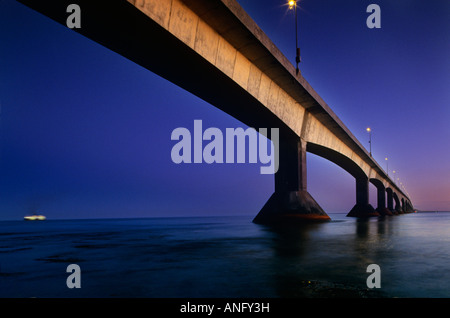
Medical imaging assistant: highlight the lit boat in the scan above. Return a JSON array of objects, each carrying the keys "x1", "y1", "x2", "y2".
[{"x1": 24, "y1": 215, "x2": 46, "y2": 221}]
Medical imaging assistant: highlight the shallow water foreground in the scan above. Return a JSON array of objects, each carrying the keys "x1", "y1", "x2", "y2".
[{"x1": 0, "y1": 212, "x2": 448, "y2": 298}]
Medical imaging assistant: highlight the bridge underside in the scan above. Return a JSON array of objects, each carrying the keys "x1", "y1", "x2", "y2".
[{"x1": 17, "y1": 0, "x2": 414, "y2": 223}]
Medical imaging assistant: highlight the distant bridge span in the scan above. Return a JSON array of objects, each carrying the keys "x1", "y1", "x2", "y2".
[{"x1": 18, "y1": 0, "x2": 414, "y2": 222}]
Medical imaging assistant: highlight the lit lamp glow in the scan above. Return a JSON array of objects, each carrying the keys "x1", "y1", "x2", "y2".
[{"x1": 288, "y1": 0, "x2": 296, "y2": 10}]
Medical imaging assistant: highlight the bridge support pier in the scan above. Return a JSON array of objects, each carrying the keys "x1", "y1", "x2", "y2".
[
  {"x1": 386, "y1": 188, "x2": 397, "y2": 214},
  {"x1": 393, "y1": 194, "x2": 403, "y2": 214},
  {"x1": 253, "y1": 137, "x2": 330, "y2": 224},
  {"x1": 405, "y1": 201, "x2": 414, "y2": 213},
  {"x1": 375, "y1": 185, "x2": 392, "y2": 216},
  {"x1": 347, "y1": 178, "x2": 379, "y2": 217}
]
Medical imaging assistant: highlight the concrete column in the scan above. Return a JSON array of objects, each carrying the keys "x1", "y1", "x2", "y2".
[
  {"x1": 407, "y1": 201, "x2": 415, "y2": 213},
  {"x1": 253, "y1": 136, "x2": 330, "y2": 224},
  {"x1": 377, "y1": 187, "x2": 385, "y2": 210},
  {"x1": 274, "y1": 135, "x2": 306, "y2": 193},
  {"x1": 375, "y1": 186, "x2": 392, "y2": 216},
  {"x1": 393, "y1": 194, "x2": 402, "y2": 213},
  {"x1": 356, "y1": 178, "x2": 369, "y2": 206},
  {"x1": 347, "y1": 177, "x2": 378, "y2": 217},
  {"x1": 386, "y1": 188, "x2": 395, "y2": 214}
]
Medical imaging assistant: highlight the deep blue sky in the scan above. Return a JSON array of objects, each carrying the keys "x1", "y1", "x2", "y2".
[{"x1": 0, "y1": 0, "x2": 449, "y2": 220}]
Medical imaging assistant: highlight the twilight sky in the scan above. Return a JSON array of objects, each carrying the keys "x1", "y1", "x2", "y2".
[{"x1": 0, "y1": 0, "x2": 449, "y2": 220}]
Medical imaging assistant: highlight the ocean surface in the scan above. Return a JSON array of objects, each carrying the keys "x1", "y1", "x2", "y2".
[{"x1": 0, "y1": 212, "x2": 449, "y2": 298}]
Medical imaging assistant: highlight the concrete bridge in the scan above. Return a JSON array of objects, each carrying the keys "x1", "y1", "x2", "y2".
[{"x1": 18, "y1": 0, "x2": 414, "y2": 223}]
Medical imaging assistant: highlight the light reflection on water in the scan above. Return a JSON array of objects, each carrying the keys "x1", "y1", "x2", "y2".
[{"x1": 0, "y1": 212, "x2": 448, "y2": 297}]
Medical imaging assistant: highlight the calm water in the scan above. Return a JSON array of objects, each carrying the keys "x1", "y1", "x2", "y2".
[{"x1": 0, "y1": 212, "x2": 449, "y2": 298}]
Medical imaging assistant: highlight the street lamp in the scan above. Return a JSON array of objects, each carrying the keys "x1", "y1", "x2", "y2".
[
  {"x1": 385, "y1": 157, "x2": 388, "y2": 176},
  {"x1": 288, "y1": 0, "x2": 301, "y2": 74},
  {"x1": 366, "y1": 127, "x2": 372, "y2": 156}
]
